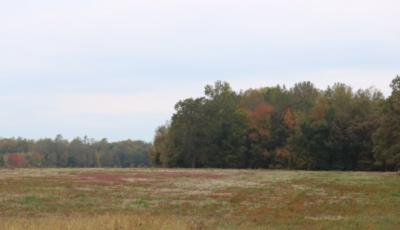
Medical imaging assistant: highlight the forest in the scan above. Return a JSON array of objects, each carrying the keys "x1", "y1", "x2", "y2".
[
  {"x1": 1, "y1": 76, "x2": 399, "y2": 171},
  {"x1": 151, "y1": 76, "x2": 400, "y2": 171},
  {"x1": 0, "y1": 136, "x2": 150, "y2": 168}
]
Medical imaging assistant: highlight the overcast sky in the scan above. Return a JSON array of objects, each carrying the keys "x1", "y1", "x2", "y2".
[{"x1": 0, "y1": 0, "x2": 399, "y2": 141}]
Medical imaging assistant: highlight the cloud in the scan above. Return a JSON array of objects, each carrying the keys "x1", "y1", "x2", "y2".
[
  {"x1": 0, "y1": 92, "x2": 178, "y2": 141},
  {"x1": 1, "y1": 0, "x2": 399, "y2": 79},
  {"x1": 56, "y1": 94, "x2": 175, "y2": 116},
  {"x1": 0, "y1": 0, "x2": 399, "y2": 140}
]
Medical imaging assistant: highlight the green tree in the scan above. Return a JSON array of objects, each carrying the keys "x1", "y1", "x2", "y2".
[
  {"x1": 150, "y1": 125, "x2": 170, "y2": 167},
  {"x1": 0, "y1": 154, "x2": 4, "y2": 167},
  {"x1": 290, "y1": 81, "x2": 320, "y2": 112},
  {"x1": 34, "y1": 139, "x2": 57, "y2": 167},
  {"x1": 373, "y1": 76, "x2": 400, "y2": 170},
  {"x1": 168, "y1": 97, "x2": 208, "y2": 168},
  {"x1": 203, "y1": 81, "x2": 247, "y2": 168}
]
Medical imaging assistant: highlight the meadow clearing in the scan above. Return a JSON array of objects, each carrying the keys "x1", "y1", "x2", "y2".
[{"x1": 0, "y1": 169, "x2": 398, "y2": 230}]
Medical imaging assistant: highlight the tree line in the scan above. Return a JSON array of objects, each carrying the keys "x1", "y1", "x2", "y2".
[
  {"x1": 0, "y1": 135, "x2": 150, "y2": 168},
  {"x1": 151, "y1": 76, "x2": 400, "y2": 171}
]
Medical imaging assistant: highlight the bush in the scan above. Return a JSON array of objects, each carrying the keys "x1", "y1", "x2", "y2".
[{"x1": 6, "y1": 153, "x2": 27, "y2": 168}]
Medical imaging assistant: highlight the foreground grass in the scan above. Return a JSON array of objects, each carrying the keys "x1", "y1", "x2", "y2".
[
  {"x1": 0, "y1": 169, "x2": 399, "y2": 229},
  {"x1": 0, "y1": 214, "x2": 191, "y2": 230}
]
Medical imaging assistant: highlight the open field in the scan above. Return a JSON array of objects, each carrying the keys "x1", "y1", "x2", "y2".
[{"x1": 0, "y1": 169, "x2": 399, "y2": 229}]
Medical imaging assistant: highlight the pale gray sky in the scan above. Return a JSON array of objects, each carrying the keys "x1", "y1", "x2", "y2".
[{"x1": 0, "y1": 0, "x2": 399, "y2": 141}]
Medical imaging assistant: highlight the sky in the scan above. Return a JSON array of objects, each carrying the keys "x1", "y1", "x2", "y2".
[{"x1": 0, "y1": 0, "x2": 399, "y2": 142}]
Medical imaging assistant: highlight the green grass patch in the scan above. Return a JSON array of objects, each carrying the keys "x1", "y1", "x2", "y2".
[{"x1": 18, "y1": 195, "x2": 55, "y2": 206}]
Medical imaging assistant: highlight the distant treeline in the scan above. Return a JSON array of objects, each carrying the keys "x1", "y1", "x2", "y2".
[
  {"x1": 151, "y1": 76, "x2": 400, "y2": 171},
  {"x1": 0, "y1": 136, "x2": 150, "y2": 168}
]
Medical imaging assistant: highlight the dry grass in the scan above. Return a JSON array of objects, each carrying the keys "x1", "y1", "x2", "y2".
[
  {"x1": 0, "y1": 169, "x2": 399, "y2": 229},
  {"x1": 0, "y1": 214, "x2": 191, "y2": 230}
]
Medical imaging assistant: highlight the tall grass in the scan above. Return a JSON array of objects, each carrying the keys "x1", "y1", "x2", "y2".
[{"x1": 0, "y1": 214, "x2": 192, "y2": 230}]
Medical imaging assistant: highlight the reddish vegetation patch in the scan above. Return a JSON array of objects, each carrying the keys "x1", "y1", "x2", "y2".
[
  {"x1": 75, "y1": 173, "x2": 129, "y2": 183},
  {"x1": 134, "y1": 171, "x2": 227, "y2": 179}
]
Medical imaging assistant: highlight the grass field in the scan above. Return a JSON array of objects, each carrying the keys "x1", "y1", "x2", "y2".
[{"x1": 0, "y1": 169, "x2": 399, "y2": 229}]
